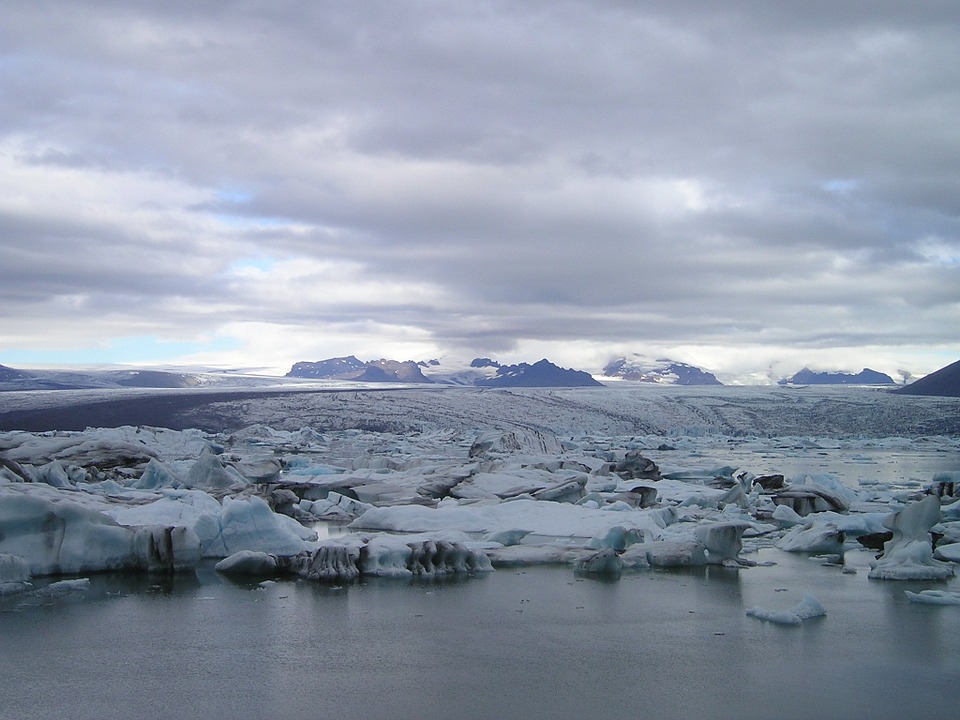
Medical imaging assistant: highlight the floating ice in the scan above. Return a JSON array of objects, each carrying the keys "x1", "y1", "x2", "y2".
[
  {"x1": 904, "y1": 589, "x2": 960, "y2": 605},
  {"x1": 215, "y1": 550, "x2": 281, "y2": 577},
  {"x1": 575, "y1": 548, "x2": 623, "y2": 575},
  {"x1": 0, "y1": 486, "x2": 196, "y2": 575},
  {"x1": 641, "y1": 540, "x2": 706, "y2": 568},
  {"x1": 934, "y1": 543, "x2": 960, "y2": 563},
  {"x1": 869, "y1": 495, "x2": 955, "y2": 580},
  {"x1": 746, "y1": 594, "x2": 826, "y2": 625},
  {"x1": 694, "y1": 522, "x2": 750, "y2": 565},
  {"x1": 185, "y1": 448, "x2": 248, "y2": 491},
  {"x1": 777, "y1": 523, "x2": 845, "y2": 554}
]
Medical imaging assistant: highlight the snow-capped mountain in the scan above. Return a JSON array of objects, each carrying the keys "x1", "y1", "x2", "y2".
[
  {"x1": 475, "y1": 359, "x2": 603, "y2": 388},
  {"x1": 778, "y1": 367, "x2": 896, "y2": 386},
  {"x1": 601, "y1": 355, "x2": 722, "y2": 385},
  {"x1": 287, "y1": 357, "x2": 434, "y2": 383}
]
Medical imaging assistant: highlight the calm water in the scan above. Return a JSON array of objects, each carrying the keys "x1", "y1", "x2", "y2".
[{"x1": 2, "y1": 548, "x2": 958, "y2": 720}]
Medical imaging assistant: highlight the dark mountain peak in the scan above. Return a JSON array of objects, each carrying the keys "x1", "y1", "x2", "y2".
[
  {"x1": 0, "y1": 363, "x2": 31, "y2": 381},
  {"x1": 779, "y1": 367, "x2": 895, "y2": 386},
  {"x1": 470, "y1": 357, "x2": 500, "y2": 369},
  {"x1": 477, "y1": 358, "x2": 602, "y2": 388},
  {"x1": 896, "y1": 358, "x2": 960, "y2": 398}
]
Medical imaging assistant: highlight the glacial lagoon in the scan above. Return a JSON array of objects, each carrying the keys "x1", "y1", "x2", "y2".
[
  {"x1": 2, "y1": 548, "x2": 959, "y2": 720},
  {"x1": 2, "y1": 386, "x2": 960, "y2": 720}
]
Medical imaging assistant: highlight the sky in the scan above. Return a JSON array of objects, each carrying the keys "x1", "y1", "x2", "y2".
[{"x1": 1, "y1": 1, "x2": 958, "y2": 384}]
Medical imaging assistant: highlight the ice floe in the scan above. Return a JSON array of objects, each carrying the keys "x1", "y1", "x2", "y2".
[
  {"x1": 0, "y1": 391, "x2": 958, "y2": 608},
  {"x1": 746, "y1": 594, "x2": 826, "y2": 624}
]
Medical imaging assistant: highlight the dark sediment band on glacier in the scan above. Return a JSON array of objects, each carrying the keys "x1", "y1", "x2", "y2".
[{"x1": 0, "y1": 387, "x2": 411, "y2": 433}]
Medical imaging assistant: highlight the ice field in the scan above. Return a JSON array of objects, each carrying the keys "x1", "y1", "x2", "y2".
[{"x1": 1, "y1": 385, "x2": 959, "y2": 719}]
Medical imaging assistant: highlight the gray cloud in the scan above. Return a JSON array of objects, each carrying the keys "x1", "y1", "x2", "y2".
[{"x1": 0, "y1": 1, "x2": 958, "y2": 378}]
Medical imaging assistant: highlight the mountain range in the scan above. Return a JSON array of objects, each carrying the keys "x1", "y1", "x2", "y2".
[
  {"x1": 287, "y1": 357, "x2": 434, "y2": 383},
  {"x1": 2, "y1": 356, "x2": 956, "y2": 392},
  {"x1": 778, "y1": 367, "x2": 896, "y2": 386},
  {"x1": 288, "y1": 357, "x2": 602, "y2": 387}
]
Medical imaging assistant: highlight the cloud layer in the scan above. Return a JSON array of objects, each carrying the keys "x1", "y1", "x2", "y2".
[{"x1": 1, "y1": 1, "x2": 958, "y2": 381}]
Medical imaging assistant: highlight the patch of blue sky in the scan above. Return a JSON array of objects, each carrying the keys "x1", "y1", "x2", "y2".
[
  {"x1": 3, "y1": 335, "x2": 241, "y2": 366},
  {"x1": 227, "y1": 255, "x2": 279, "y2": 273},
  {"x1": 821, "y1": 178, "x2": 859, "y2": 194},
  {"x1": 213, "y1": 212, "x2": 290, "y2": 229},
  {"x1": 215, "y1": 188, "x2": 254, "y2": 204}
]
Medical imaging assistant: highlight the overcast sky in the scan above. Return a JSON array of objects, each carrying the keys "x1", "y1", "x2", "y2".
[{"x1": 1, "y1": 1, "x2": 958, "y2": 382}]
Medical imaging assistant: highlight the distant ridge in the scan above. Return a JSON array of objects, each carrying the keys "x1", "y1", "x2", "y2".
[
  {"x1": 476, "y1": 359, "x2": 602, "y2": 388},
  {"x1": 896, "y1": 358, "x2": 960, "y2": 398},
  {"x1": 0, "y1": 364, "x2": 30, "y2": 382},
  {"x1": 286, "y1": 357, "x2": 434, "y2": 383},
  {"x1": 778, "y1": 367, "x2": 895, "y2": 386}
]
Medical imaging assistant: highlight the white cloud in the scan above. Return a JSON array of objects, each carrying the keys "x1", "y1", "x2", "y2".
[{"x1": 0, "y1": 2, "x2": 958, "y2": 381}]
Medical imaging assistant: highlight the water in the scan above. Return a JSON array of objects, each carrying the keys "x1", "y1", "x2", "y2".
[{"x1": 2, "y1": 549, "x2": 958, "y2": 720}]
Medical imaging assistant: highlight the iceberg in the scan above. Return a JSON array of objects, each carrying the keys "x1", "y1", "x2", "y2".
[
  {"x1": 746, "y1": 594, "x2": 826, "y2": 625},
  {"x1": 0, "y1": 486, "x2": 200, "y2": 575},
  {"x1": 777, "y1": 523, "x2": 845, "y2": 554},
  {"x1": 214, "y1": 550, "x2": 282, "y2": 577},
  {"x1": 694, "y1": 522, "x2": 750, "y2": 565},
  {"x1": 904, "y1": 590, "x2": 960, "y2": 605},
  {"x1": 868, "y1": 495, "x2": 955, "y2": 580}
]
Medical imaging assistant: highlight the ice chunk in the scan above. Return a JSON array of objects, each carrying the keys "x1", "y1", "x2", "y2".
[
  {"x1": 131, "y1": 459, "x2": 181, "y2": 490},
  {"x1": 772, "y1": 503, "x2": 804, "y2": 527},
  {"x1": 483, "y1": 529, "x2": 532, "y2": 546},
  {"x1": 363, "y1": 535, "x2": 493, "y2": 578},
  {"x1": 185, "y1": 448, "x2": 248, "y2": 491},
  {"x1": 643, "y1": 540, "x2": 706, "y2": 568},
  {"x1": 575, "y1": 548, "x2": 623, "y2": 575},
  {"x1": 1, "y1": 490, "x2": 151, "y2": 575},
  {"x1": 210, "y1": 496, "x2": 314, "y2": 557},
  {"x1": 694, "y1": 522, "x2": 749, "y2": 565},
  {"x1": 485, "y1": 545, "x2": 570, "y2": 567},
  {"x1": 0, "y1": 487, "x2": 200, "y2": 575},
  {"x1": 215, "y1": 550, "x2": 282, "y2": 577},
  {"x1": 587, "y1": 525, "x2": 644, "y2": 551},
  {"x1": 746, "y1": 594, "x2": 826, "y2": 625},
  {"x1": 934, "y1": 542, "x2": 960, "y2": 563},
  {"x1": 0, "y1": 553, "x2": 31, "y2": 595},
  {"x1": 468, "y1": 429, "x2": 560, "y2": 457},
  {"x1": 292, "y1": 543, "x2": 361, "y2": 582},
  {"x1": 772, "y1": 484, "x2": 849, "y2": 516},
  {"x1": 904, "y1": 590, "x2": 960, "y2": 605},
  {"x1": 132, "y1": 525, "x2": 202, "y2": 572},
  {"x1": 36, "y1": 577, "x2": 91, "y2": 597},
  {"x1": 777, "y1": 523, "x2": 845, "y2": 554},
  {"x1": 869, "y1": 495, "x2": 955, "y2": 580}
]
